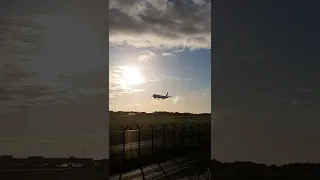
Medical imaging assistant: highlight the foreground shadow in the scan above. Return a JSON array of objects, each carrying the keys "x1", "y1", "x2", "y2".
[
  {"x1": 211, "y1": 159, "x2": 320, "y2": 179},
  {"x1": 0, "y1": 156, "x2": 109, "y2": 179}
]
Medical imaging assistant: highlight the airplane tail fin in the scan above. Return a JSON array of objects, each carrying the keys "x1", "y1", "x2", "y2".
[{"x1": 166, "y1": 92, "x2": 168, "y2": 97}]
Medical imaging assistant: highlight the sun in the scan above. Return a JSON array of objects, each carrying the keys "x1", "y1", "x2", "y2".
[{"x1": 118, "y1": 66, "x2": 145, "y2": 89}]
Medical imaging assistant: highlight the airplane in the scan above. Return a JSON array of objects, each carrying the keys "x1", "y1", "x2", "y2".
[{"x1": 152, "y1": 92, "x2": 172, "y2": 100}]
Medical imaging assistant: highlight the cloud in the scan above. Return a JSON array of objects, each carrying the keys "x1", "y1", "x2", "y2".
[
  {"x1": 109, "y1": 66, "x2": 147, "y2": 98},
  {"x1": 161, "y1": 52, "x2": 174, "y2": 56},
  {"x1": 159, "y1": 74, "x2": 181, "y2": 81},
  {"x1": 144, "y1": 74, "x2": 194, "y2": 85},
  {"x1": 268, "y1": 105, "x2": 281, "y2": 108},
  {"x1": 109, "y1": 65, "x2": 197, "y2": 98},
  {"x1": 0, "y1": 15, "x2": 57, "y2": 114},
  {"x1": 259, "y1": 112, "x2": 270, "y2": 116},
  {"x1": 295, "y1": 88, "x2": 314, "y2": 93},
  {"x1": 223, "y1": 108, "x2": 245, "y2": 114},
  {"x1": 172, "y1": 48, "x2": 185, "y2": 53},
  {"x1": 137, "y1": 51, "x2": 156, "y2": 61},
  {"x1": 251, "y1": 54, "x2": 265, "y2": 58},
  {"x1": 35, "y1": 133, "x2": 102, "y2": 142},
  {"x1": 0, "y1": 137, "x2": 15, "y2": 142},
  {"x1": 185, "y1": 89, "x2": 211, "y2": 99},
  {"x1": 109, "y1": 86, "x2": 211, "y2": 113},
  {"x1": 259, "y1": 94, "x2": 277, "y2": 99},
  {"x1": 290, "y1": 100, "x2": 312, "y2": 106},
  {"x1": 0, "y1": 13, "x2": 108, "y2": 115},
  {"x1": 109, "y1": 0, "x2": 211, "y2": 50}
]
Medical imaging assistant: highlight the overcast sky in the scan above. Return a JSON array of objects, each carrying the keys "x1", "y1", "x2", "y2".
[
  {"x1": 109, "y1": 0, "x2": 211, "y2": 113},
  {"x1": 212, "y1": 0, "x2": 320, "y2": 164},
  {"x1": 0, "y1": 0, "x2": 108, "y2": 159}
]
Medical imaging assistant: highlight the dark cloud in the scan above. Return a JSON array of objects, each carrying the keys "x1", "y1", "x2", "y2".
[
  {"x1": 251, "y1": 55, "x2": 265, "y2": 59},
  {"x1": 267, "y1": 105, "x2": 281, "y2": 108},
  {"x1": 109, "y1": 0, "x2": 210, "y2": 49},
  {"x1": 295, "y1": 88, "x2": 314, "y2": 93},
  {"x1": 258, "y1": 95, "x2": 277, "y2": 99},
  {"x1": 60, "y1": 69, "x2": 108, "y2": 90},
  {"x1": 212, "y1": 0, "x2": 320, "y2": 164},
  {"x1": 223, "y1": 108, "x2": 245, "y2": 115},
  {"x1": 0, "y1": 9, "x2": 107, "y2": 115},
  {"x1": 3, "y1": 69, "x2": 38, "y2": 81}
]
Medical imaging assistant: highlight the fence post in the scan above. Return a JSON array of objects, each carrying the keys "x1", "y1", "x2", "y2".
[
  {"x1": 121, "y1": 126, "x2": 129, "y2": 162},
  {"x1": 161, "y1": 124, "x2": 168, "y2": 151},
  {"x1": 207, "y1": 122, "x2": 211, "y2": 143},
  {"x1": 136, "y1": 125, "x2": 143, "y2": 158},
  {"x1": 171, "y1": 123, "x2": 176, "y2": 146},
  {"x1": 197, "y1": 123, "x2": 200, "y2": 144},
  {"x1": 204, "y1": 122, "x2": 208, "y2": 145},
  {"x1": 150, "y1": 124, "x2": 156, "y2": 154},
  {"x1": 188, "y1": 123, "x2": 193, "y2": 144},
  {"x1": 181, "y1": 123, "x2": 186, "y2": 145}
]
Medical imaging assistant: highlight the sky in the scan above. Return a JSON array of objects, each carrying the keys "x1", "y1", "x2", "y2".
[
  {"x1": 212, "y1": 0, "x2": 320, "y2": 164},
  {"x1": 3, "y1": 0, "x2": 319, "y2": 167},
  {"x1": 0, "y1": 0, "x2": 108, "y2": 159},
  {"x1": 109, "y1": 0, "x2": 211, "y2": 113}
]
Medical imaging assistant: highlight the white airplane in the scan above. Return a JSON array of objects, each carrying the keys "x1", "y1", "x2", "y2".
[{"x1": 152, "y1": 92, "x2": 172, "y2": 100}]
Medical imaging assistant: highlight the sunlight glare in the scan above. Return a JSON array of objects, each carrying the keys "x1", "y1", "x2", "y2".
[
  {"x1": 171, "y1": 96, "x2": 180, "y2": 104},
  {"x1": 118, "y1": 66, "x2": 145, "y2": 89}
]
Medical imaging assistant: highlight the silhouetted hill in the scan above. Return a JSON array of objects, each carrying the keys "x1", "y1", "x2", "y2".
[{"x1": 211, "y1": 159, "x2": 320, "y2": 178}]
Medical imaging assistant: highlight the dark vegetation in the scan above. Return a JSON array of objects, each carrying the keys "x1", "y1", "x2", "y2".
[
  {"x1": 0, "y1": 113, "x2": 211, "y2": 179},
  {"x1": 211, "y1": 159, "x2": 320, "y2": 178},
  {"x1": 109, "y1": 111, "x2": 211, "y2": 116},
  {"x1": 110, "y1": 111, "x2": 211, "y2": 127},
  {"x1": 0, "y1": 156, "x2": 108, "y2": 179}
]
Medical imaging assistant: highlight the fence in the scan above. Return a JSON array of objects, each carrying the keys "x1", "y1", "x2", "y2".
[{"x1": 109, "y1": 122, "x2": 211, "y2": 175}]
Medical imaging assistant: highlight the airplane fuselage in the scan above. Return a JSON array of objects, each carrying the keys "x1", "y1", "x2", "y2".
[{"x1": 152, "y1": 94, "x2": 170, "y2": 100}]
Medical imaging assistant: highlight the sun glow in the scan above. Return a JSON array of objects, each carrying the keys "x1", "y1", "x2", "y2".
[{"x1": 118, "y1": 66, "x2": 145, "y2": 89}]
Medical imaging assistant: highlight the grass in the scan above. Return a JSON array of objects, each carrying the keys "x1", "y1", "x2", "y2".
[
  {"x1": 110, "y1": 115, "x2": 210, "y2": 131},
  {"x1": 171, "y1": 162, "x2": 211, "y2": 180},
  {"x1": 109, "y1": 115, "x2": 211, "y2": 147},
  {"x1": 109, "y1": 115, "x2": 211, "y2": 176},
  {"x1": 186, "y1": 168, "x2": 211, "y2": 180}
]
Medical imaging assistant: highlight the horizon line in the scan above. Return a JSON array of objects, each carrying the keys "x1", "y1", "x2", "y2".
[{"x1": 109, "y1": 110, "x2": 211, "y2": 114}]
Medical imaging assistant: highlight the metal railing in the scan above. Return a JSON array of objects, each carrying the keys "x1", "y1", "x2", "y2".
[{"x1": 109, "y1": 122, "x2": 211, "y2": 175}]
